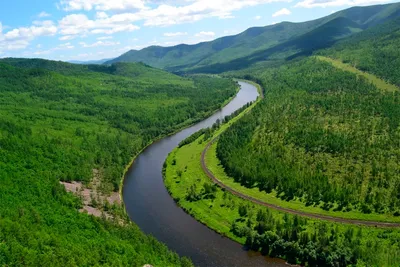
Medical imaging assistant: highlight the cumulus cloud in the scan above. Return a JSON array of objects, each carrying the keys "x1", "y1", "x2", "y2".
[
  {"x1": 3, "y1": 0, "x2": 293, "y2": 53},
  {"x1": 272, "y1": 8, "x2": 291, "y2": 17},
  {"x1": 163, "y1": 32, "x2": 187, "y2": 37},
  {"x1": 38, "y1": 11, "x2": 51, "y2": 18},
  {"x1": 139, "y1": 0, "x2": 290, "y2": 26},
  {"x1": 0, "y1": 20, "x2": 57, "y2": 52},
  {"x1": 58, "y1": 13, "x2": 140, "y2": 37},
  {"x1": 79, "y1": 40, "x2": 120, "y2": 47},
  {"x1": 97, "y1": 36, "x2": 113, "y2": 40},
  {"x1": 59, "y1": 0, "x2": 148, "y2": 11},
  {"x1": 58, "y1": 42, "x2": 75, "y2": 49},
  {"x1": 59, "y1": 0, "x2": 290, "y2": 27},
  {"x1": 254, "y1": 15, "x2": 262, "y2": 20},
  {"x1": 295, "y1": 0, "x2": 391, "y2": 8},
  {"x1": 59, "y1": 35, "x2": 76, "y2": 40}
]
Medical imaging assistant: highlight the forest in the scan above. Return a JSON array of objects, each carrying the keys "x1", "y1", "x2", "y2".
[
  {"x1": 217, "y1": 58, "x2": 400, "y2": 216},
  {"x1": 164, "y1": 109, "x2": 400, "y2": 267},
  {"x1": 318, "y1": 16, "x2": 400, "y2": 87},
  {"x1": 0, "y1": 59, "x2": 236, "y2": 265}
]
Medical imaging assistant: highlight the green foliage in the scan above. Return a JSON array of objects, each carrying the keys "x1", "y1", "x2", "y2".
[
  {"x1": 319, "y1": 16, "x2": 400, "y2": 87},
  {"x1": 179, "y1": 128, "x2": 208, "y2": 148},
  {"x1": 217, "y1": 58, "x2": 400, "y2": 215},
  {"x1": 164, "y1": 115, "x2": 400, "y2": 267},
  {"x1": 108, "y1": 3, "x2": 400, "y2": 74},
  {"x1": 0, "y1": 58, "x2": 237, "y2": 265}
]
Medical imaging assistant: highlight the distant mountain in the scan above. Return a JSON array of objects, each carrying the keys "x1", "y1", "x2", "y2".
[
  {"x1": 68, "y1": 58, "x2": 113, "y2": 65},
  {"x1": 106, "y1": 2, "x2": 400, "y2": 73},
  {"x1": 0, "y1": 58, "x2": 178, "y2": 82}
]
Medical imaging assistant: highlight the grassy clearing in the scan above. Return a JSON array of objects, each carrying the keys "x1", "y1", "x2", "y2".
[
  {"x1": 164, "y1": 112, "x2": 400, "y2": 266},
  {"x1": 206, "y1": 141, "x2": 400, "y2": 223},
  {"x1": 315, "y1": 56, "x2": 398, "y2": 92}
]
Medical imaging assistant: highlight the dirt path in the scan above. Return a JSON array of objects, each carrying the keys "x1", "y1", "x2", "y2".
[{"x1": 201, "y1": 137, "x2": 400, "y2": 228}]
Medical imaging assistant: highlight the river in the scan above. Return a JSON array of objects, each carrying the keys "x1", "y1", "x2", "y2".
[{"x1": 123, "y1": 81, "x2": 287, "y2": 267}]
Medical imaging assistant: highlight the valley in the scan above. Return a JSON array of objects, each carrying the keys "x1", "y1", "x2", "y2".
[{"x1": 1, "y1": 1, "x2": 400, "y2": 266}]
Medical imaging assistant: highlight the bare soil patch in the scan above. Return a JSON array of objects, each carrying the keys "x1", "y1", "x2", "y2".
[{"x1": 60, "y1": 169, "x2": 121, "y2": 220}]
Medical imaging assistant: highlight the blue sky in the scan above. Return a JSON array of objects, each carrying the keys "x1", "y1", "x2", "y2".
[{"x1": 0, "y1": 0, "x2": 397, "y2": 61}]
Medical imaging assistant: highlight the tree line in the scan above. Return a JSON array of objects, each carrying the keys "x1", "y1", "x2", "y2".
[{"x1": 217, "y1": 58, "x2": 400, "y2": 215}]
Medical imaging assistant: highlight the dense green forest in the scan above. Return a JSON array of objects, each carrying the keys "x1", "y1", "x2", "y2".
[
  {"x1": 0, "y1": 59, "x2": 236, "y2": 265},
  {"x1": 108, "y1": 2, "x2": 400, "y2": 74},
  {"x1": 217, "y1": 58, "x2": 400, "y2": 216},
  {"x1": 165, "y1": 113, "x2": 400, "y2": 267},
  {"x1": 319, "y1": 16, "x2": 400, "y2": 87}
]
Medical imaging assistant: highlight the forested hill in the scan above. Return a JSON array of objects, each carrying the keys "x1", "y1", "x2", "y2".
[
  {"x1": 318, "y1": 16, "x2": 400, "y2": 87},
  {"x1": 106, "y1": 2, "x2": 400, "y2": 73},
  {"x1": 218, "y1": 56, "x2": 400, "y2": 219},
  {"x1": 0, "y1": 58, "x2": 236, "y2": 266},
  {"x1": 0, "y1": 57, "x2": 181, "y2": 82}
]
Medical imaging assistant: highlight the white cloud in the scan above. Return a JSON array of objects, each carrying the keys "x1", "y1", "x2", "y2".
[
  {"x1": 79, "y1": 40, "x2": 120, "y2": 47},
  {"x1": 91, "y1": 24, "x2": 139, "y2": 34},
  {"x1": 59, "y1": 0, "x2": 148, "y2": 11},
  {"x1": 4, "y1": 24, "x2": 57, "y2": 41},
  {"x1": 163, "y1": 32, "x2": 187, "y2": 37},
  {"x1": 139, "y1": 0, "x2": 290, "y2": 27},
  {"x1": 96, "y1": 12, "x2": 108, "y2": 19},
  {"x1": 194, "y1": 31, "x2": 215, "y2": 38},
  {"x1": 32, "y1": 20, "x2": 55, "y2": 27},
  {"x1": 0, "y1": 21, "x2": 57, "y2": 51},
  {"x1": 59, "y1": 35, "x2": 76, "y2": 40},
  {"x1": 38, "y1": 12, "x2": 51, "y2": 18},
  {"x1": 58, "y1": 42, "x2": 75, "y2": 49},
  {"x1": 294, "y1": 0, "x2": 390, "y2": 8},
  {"x1": 58, "y1": 0, "x2": 290, "y2": 30},
  {"x1": 272, "y1": 8, "x2": 291, "y2": 17},
  {"x1": 254, "y1": 15, "x2": 262, "y2": 20},
  {"x1": 97, "y1": 36, "x2": 113, "y2": 40},
  {"x1": 2, "y1": 0, "x2": 299, "y2": 55},
  {"x1": 51, "y1": 0, "x2": 292, "y2": 46},
  {"x1": 219, "y1": 14, "x2": 235, "y2": 19},
  {"x1": 33, "y1": 42, "x2": 74, "y2": 56},
  {"x1": 58, "y1": 13, "x2": 140, "y2": 37}
]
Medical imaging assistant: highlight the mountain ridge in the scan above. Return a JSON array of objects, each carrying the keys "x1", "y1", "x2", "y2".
[{"x1": 106, "y1": 2, "x2": 400, "y2": 73}]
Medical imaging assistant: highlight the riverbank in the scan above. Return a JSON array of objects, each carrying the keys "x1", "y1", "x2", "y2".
[
  {"x1": 163, "y1": 83, "x2": 400, "y2": 266},
  {"x1": 117, "y1": 77, "x2": 240, "y2": 206},
  {"x1": 123, "y1": 81, "x2": 282, "y2": 267},
  {"x1": 163, "y1": 83, "x2": 263, "y2": 242},
  {"x1": 205, "y1": 140, "x2": 400, "y2": 224}
]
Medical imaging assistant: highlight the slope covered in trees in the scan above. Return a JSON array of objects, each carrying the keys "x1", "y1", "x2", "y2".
[
  {"x1": 107, "y1": 2, "x2": 400, "y2": 73},
  {"x1": 164, "y1": 109, "x2": 400, "y2": 267},
  {"x1": 0, "y1": 59, "x2": 236, "y2": 265},
  {"x1": 319, "y1": 16, "x2": 400, "y2": 87},
  {"x1": 217, "y1": 58, "x2": 400, "y2": 217}
]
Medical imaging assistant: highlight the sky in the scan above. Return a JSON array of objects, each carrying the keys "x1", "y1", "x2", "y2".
[{"x1": 0, "y1": 0, "x2": 397, "y2": 61}]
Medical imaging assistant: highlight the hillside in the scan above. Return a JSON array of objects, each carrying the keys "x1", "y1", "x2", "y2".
[
  {"x1": 163, "y1": 56, "x2": 400, "y2": 266},
  {"x1": 107, "y1": 2, "x2": 400, "y2": 73},
  {"x1": 319, "y1": 16, "x2": 400, "y2": 86},
  {"x1": 0, "y1": 57, "x2": 189, "y2": 85},
  {"x1": 0, "y1": 59, "x2": 237, "y2": 266}
]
